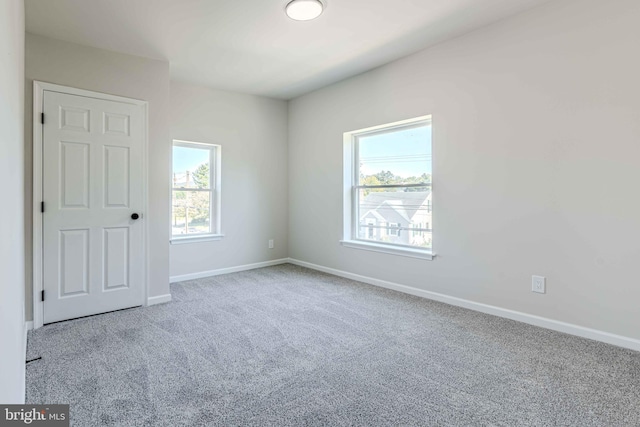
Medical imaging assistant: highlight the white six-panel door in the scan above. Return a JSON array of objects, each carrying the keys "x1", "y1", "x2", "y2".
[{"x1": 42, "y1": 90, "x2": 144, "y2": 324}]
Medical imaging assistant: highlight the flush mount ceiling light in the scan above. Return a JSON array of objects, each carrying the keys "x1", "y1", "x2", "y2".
[{"x1": 286, "y1": 0, "x2": 324, "y2": 21}]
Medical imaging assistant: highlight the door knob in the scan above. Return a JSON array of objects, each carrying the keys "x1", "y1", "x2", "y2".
[{"x1": 131, "y1": 213, "x2": 140, "y2": 220}]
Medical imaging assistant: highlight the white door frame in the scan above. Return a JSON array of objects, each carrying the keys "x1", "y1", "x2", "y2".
[{"x1": 32, "y1": 81, "x2": 149, "y2": 330}]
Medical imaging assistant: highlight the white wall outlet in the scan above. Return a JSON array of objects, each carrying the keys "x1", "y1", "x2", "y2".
[
  {"x1": 532, "y1": 275, "x2": 546, "y2": 294},
  {"x1": 268, "y1": 239, "x2": 274, "y2": 249}
]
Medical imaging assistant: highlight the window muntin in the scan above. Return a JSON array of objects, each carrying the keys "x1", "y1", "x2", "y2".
[
  {"x1": 350, "y1": 117, "x2": 432, "y2": 251},
  {"x1": 171, "y1": 141, "x2": 220, "y2": 239}
]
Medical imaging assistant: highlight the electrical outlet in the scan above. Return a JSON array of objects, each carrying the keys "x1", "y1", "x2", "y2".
[
  {"x1": 532, "y1": 275, "x2": 546, "y2": 294},
  {"x1": 268, "y1": 239, "x2": 274, "y2": 249}
]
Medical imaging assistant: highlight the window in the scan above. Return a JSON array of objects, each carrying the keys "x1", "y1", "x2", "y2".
[
  {"x1": 342, "y1": 116, "x2": 433, "y2": 259},
  {"x1": 171, "y1": 140, "x2": 222, "y2": 243},
  {"x1": 366, "y1": 218, "x2": 376, "y2": 239},
  {"x1": 388, "y1": 223, "x2": 401, "y2": 237}
]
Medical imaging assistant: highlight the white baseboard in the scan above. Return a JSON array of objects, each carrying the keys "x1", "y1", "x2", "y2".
[
  {"x1": 147, "y1": 294, "x2": 172, "y2": 306},
  {"x1": 287, "y1": 258, "x2": 640, "y2": 352},
  {"x1": 170, "y1": 258, "x2": 290, "y2": 283}
]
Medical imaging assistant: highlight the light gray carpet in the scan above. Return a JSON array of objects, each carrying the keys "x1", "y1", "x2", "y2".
[{"x1": 26, "y1": 264, "x2": 640, "y2": 426}]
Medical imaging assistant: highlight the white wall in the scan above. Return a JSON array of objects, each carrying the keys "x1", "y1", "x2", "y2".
[
  {"x1": 169, "y1": 82, "x2": 288, "y2": 279},
  {"x1": 288, "y1": 0, "x2": 640, "y2": 340},
  {"x1": 0, "y1": 0, "x2": 26, "y2": 403},
  {"x1": 24, "y1": 34, "x2": 172, "y2": 318}
]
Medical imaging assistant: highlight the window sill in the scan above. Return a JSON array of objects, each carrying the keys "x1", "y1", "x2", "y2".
[
  {"x1": 171, "y1": 234, "x2": 225, "y2": 245},
  {"x1": 339, "y1": 240, "x2": 435, "y2": 260}
]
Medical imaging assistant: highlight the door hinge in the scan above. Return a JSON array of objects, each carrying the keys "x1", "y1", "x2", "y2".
[
  {"x1": 41, "y1": 201, "x2": 45, "y2": 213},
  {"x1": 41, "y1": 290, "x2": 45, "y2": 302},
  {"x1": 41, "y1": 113, "x2": 45, "y2": 124}
]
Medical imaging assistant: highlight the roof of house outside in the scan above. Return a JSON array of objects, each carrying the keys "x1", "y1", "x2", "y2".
[{"x1": 360, "y1": 191, "x2": 431, "y2": 224}]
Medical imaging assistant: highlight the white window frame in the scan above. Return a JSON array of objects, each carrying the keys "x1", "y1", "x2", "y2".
[
  {"x1": 170, "y1": 140, "x2": 223, "y2": 244},
  {"x1": 341, "y1": 115, "x2": 434, "y2": 260}
]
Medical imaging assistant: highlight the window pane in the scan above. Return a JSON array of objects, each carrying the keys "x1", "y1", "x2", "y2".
[
  {"x1": 358, "y1": 124, "x2": 431, "y2": 186},
  {"x1": 172, "y1": 190, "x2": 211, "y2": 236},
  {"x1": 357, "y1": 187, "x2": 432, "y2": 249},
  {"x1": 173, "y1": 146, "x2": 210, "y2": 189}
]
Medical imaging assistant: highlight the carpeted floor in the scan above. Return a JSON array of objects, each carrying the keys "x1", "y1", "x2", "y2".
[{"x1": 26, "y1": 264, "x2": 640, "y2": 426}]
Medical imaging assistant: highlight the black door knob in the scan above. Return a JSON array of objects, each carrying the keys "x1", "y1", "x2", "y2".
[{"x1": 131, "y1": 213, "x2": 140, "y2": 220}]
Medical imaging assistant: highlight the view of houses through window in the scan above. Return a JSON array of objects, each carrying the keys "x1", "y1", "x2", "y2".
[
  {"x1": 354, "y1": 117, "x2": 432, "y2": 250},
  {"x1": 171, "y1": 141, "x2": 219, "y2": 238}
]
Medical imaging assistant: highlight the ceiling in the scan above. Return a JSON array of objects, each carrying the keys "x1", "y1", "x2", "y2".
[{"x1": 25, "y1": 0, "x2": 551, "y2": 99}]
